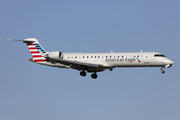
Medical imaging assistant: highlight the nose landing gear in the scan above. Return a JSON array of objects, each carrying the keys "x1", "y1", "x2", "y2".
[
  {"x1": 161, "y1": 70, "x2": 165, "y2": 74},
  {"x1": 160, "y1": 66, "x2": 165, "y2": 74}
]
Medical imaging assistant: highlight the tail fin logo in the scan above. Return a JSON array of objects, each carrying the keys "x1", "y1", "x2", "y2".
[
  {"x1": 34, "y1": 43, "x2": 46, "y2": 53},
  {"x1": 27, "y1": 43, "x2": 47, "y2": 62}
]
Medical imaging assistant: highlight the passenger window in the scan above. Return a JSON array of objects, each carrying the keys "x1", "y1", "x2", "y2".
[
  {"x1": 83, "y1": 56, "x2": 85, "y2": 58},
  {"x1": 91, "y1": 56, "x2": 93, "y2": 58},
  {"x1": 95, "y1": 56, "x2": 96, "y2": 58},
  {"x1": 98, "y1": 56, "x2": 100, "y2": 58},
  {"x1": 75, "y1": 56, "x2": 77, "y2": 59},
  {"x1": 106, "y1": 56, "x2": 108, "y2": 58},
  {"x1": 87, "y1": 56, "x2": 89, "y2": 58},
  {"x1": 110, "y1": 56, "x2": 111, "y2": 58}
]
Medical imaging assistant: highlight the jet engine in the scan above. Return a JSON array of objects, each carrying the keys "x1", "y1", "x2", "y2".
[{"x1": 46, "y1": 51, "x2": 63, "y2": 59}]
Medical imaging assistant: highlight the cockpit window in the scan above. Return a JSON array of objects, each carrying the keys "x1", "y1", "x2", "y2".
[{"x1": 154, "y1": 54, "x2": 166, "y2": 57}]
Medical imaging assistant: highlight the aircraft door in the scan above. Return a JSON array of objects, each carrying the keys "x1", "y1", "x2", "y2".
[{"x1": 144, "y1": 54, "x2": 149, "y2": 63}]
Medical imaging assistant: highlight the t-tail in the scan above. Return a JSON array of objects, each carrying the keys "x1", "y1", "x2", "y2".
[{"x1": 8, "y1": 38, "x2": 48, "y2": 63}]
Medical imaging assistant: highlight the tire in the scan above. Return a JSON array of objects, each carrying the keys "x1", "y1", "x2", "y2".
[
  {"x1": 80, "y1": 71, "x2": 86, "y2": 77},
  {"x1": 91, "y1": 73, "x2": 98, "y2": 79}
]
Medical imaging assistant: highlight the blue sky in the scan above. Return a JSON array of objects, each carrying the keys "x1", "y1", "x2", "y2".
[{"x1": 1, "y1": 0, "x2": 180, "y2": 120}]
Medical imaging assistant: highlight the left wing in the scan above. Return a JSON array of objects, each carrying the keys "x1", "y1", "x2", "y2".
[{"x1": 48, "y1": 57, "x2": 105, "y2": 72}]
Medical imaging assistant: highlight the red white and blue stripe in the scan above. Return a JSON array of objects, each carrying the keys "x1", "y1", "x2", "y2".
[
  {"x1": 136, "y1": 57, "x2": 141, "y2": 62},
  {"x1": 27, "y1": 43, "x2": 48, "y2": 62}
]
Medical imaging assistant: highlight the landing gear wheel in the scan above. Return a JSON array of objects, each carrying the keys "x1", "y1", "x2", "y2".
[
  {"x1": 161, "y1": 70, "x2": 165, "y2": 74},
  {"x1": 91, "y1": 73, "x2": 98, "y2": 79},
  {"x1": 80, "y1": 71, "x2": 86, "y2": 77}
]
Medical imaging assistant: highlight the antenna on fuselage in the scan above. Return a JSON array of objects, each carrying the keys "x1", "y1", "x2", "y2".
[
  {"x1": 111, "y1": 50, "x2": 113, "y2": 53},
  {"x1": 140, "y1": 50, "x2": 142, "y2": 52}
]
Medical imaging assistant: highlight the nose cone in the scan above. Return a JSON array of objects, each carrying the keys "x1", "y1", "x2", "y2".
[
  {"x1": 165, "y1": 59, "x2": 174, "y2": 68},
  {"x1": 164, "y1": 58, "x2": 174, "y2": 65},
  {"x1": 168, "y1": 59, "x2": 174, "y2": 65}
]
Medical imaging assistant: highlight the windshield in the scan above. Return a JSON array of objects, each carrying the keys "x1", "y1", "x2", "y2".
[{"x1": 154, "y1": 54, "x2": 166, "y2": 57}]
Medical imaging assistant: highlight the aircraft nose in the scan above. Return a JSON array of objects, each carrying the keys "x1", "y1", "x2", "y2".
[
  {"x1": 170, "y1": 60, "x2": 174, "y2": 65},
  {"x1": 164, "y1": 59, "x2": 174, "y2": 68},
  {"x1": 167, "y1": 59, "x2": 174, "y2": 64},
  {"x1": 167, "y1": 59, "x2": 174, "y2": 66}
]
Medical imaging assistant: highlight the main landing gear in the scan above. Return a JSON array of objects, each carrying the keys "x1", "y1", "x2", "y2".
[
  {"x1": 160, "y1": 66, "x2": 165, "y2": 74},
  {"x1": 80, "y1": 71, "x2": 98, "y2": 79},
  {"x1": 80, "y1": 71, "x2": 86, "y2": 77},
  {"x1": 91, "y1": 73, "x2": 98, "y2": 79}
]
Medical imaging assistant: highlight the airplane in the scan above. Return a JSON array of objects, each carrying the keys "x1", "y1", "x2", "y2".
[{"x1": 9, "y1": 38, "x2": 174, "y2": 79}]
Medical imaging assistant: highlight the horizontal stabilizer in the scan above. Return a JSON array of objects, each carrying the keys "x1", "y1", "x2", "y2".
[{"x1": 7, "y1": 38, "x2": 37, "y2": 43}]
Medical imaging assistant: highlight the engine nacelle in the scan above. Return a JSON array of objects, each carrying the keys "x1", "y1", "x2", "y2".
[{"x1": 47, "y1": 51, "x2": 63, "y2": 59}]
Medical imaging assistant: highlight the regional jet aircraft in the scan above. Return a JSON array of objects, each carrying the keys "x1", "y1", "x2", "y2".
[{"x1": 9, "y1": 38, "x2": 174, "y2": 79}]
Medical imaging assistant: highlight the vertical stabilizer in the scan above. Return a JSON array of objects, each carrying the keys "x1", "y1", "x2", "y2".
[
  {"x1": 25, "y1": 38, "x2": 48, "y2": 62},
  {"x1": 9, "y1": 38, "x2": 48, "y2": 63}
]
